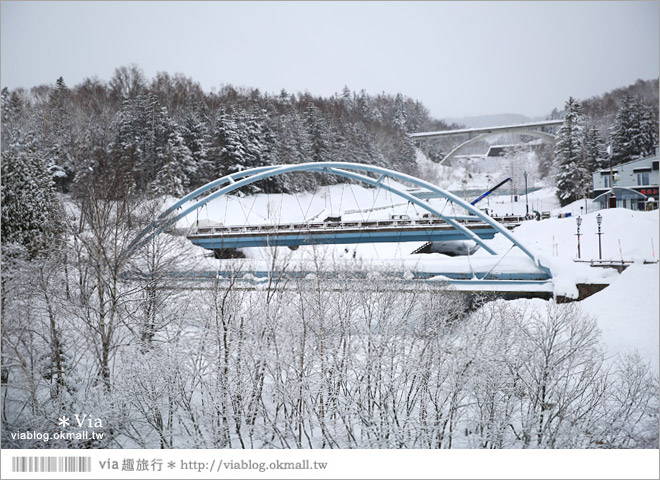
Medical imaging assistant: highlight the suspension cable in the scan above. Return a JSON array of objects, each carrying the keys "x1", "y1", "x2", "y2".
[
  {"x1": 480, "y1": 244, "x2": 516, "y2": 280},
  {"x1": 348, "y1": 182, "x2": 365, "y2": 222},
  {"x1": 236, "y1": 194, "x2": 250, "y2": 227}
]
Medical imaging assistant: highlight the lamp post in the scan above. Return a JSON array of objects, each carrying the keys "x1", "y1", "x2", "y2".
[
  {"x1": 596, "y1": 213, "x2": 603, "y2": 260},
  {"x1": 575, "y1": 216, "x2": 582, "y2": 259}
]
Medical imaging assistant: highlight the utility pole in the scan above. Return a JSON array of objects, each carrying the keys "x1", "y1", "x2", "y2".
[
  {"x1": 575, "y1": 216, "x2": 582, "y2": 259},
  {"x1": 596, "y1": 213, "x2": 603, "y2": 260},
  {"x1": 524, "y1": 171, "x2": 529, "y2": 216},
  {"x1": 608, "y1": 143, "x2": 616, "y2": 208}
]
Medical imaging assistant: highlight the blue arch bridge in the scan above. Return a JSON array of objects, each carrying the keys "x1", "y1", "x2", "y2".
[
  {"x1": 124, "y1": 162, "x2": 555, "y2": 298},
  {"x1": 186, "y1": 216, "x2": 523, "y2": 250}
]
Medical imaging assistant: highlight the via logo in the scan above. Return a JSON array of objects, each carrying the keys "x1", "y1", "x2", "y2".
[{"x1": 58, "y1": 414, "x2": 104, "y2": 429}]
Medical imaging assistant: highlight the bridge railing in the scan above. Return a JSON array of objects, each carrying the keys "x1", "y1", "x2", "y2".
[{"x1": 190, "y1": 216, "x2": 524, "y2": 237}]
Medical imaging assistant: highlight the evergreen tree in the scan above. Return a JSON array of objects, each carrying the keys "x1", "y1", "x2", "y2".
[
  {"x1": 248, "y1": 109, "x2": 280, "y2": 192},
  {"x1": 340, "y1": 85, "x2": 354, "y2": 112},
  {"x1": 180, "y1": 110, "x2": 212, "y2": 187},
  {"x1": 635, "y1": 103, "x2": 659, "y2": 158},
  {"x1": 343, "y1": 121, "x2": 379, "y2": 165},
  {"x1": 610, "y1": 96, "x2": 658, "y2": 165},
  {"x1": 554, "y1": 97, "x2": 586, "y2": 206},
  {"x1": 273, "y1": 110, "x2": 310, "y2": 166},
  {"x1": 212, "y1": 111, "x2": 249, "y2": 178},
  {"x1": 393, "y1": 93, "x2": 407, "y2": 131},
  {"x1": 610, "y1": 96, "x2": 638, "y2": 165},
  {"x1": 582, "y1": 125, "x2": 606, "y2": 172},
  {"x1": 304, "y1": 104, "x2": 341, "y2": 186},
  {"x1": 355, "y1": 89, "x2": 377, "y2": 124},
  {"x1": 272, "y1": 111, "x2": 312, "y2": 192},
  {"x1": 210, "y1": 109, "x2": 276, "y2": 192},
  {"x1": 1, "y1": 87, "x2": 25, "y2": 148},
  {"x1": 1, "y1": 148, "x2": 62, "y2": 259},
  {"x1": 305, "y1": 104, "x2": 334, "y2": 164},
  {"x1": 44, "y1": 77, "x2": 75, "y2": 190},
  {"x1": 389, "y1": 133, "x2": 417, "y2": 174},
  {"x1": 150, "y1": 128, "x2": 194, "y2": 197},
  {"x1": 110, "y1": 93, "x2": 172, "y2": 192}
]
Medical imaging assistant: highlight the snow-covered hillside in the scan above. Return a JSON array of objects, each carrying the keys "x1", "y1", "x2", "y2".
[{"x1": 441, "y1": 113, "x2": 534, "y2": 128}]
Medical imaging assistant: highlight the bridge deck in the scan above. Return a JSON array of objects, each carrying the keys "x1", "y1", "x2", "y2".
[
  {"x1": 120, "y1": 268, "x2": 553, "y2": 299},
  {"x1": 409, "y1": 119, "x2": 564, "y2": 140},
  {"x1": 186, "y1": 217, "x2": 522, "y2": 249}
]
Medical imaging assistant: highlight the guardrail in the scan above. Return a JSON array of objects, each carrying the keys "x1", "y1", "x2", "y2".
[
  {"x1": 573, "y1": 258, "x2": 658, "y2": 273},
  {"x1": 191, "y1": 216, "x2": 524, "y2": 236}
]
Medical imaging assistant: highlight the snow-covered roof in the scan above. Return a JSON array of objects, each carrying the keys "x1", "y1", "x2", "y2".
[
  {"x1": 592, "y1": 187, "x2": 646, "y2": 202},
  {"x1": 609, "y1": 150, "x2": 659, "y2": 169}
]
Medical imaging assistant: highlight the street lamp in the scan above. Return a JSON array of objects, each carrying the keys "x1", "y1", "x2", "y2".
[
  {"x1": 596, "y1": 213, "x2": 603, "y2": 260},
  {"x1": 575, "y1": 216, "x2": 582, "y2": 259}
]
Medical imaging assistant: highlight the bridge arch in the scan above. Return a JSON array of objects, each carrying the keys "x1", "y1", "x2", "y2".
[
  {"x1": 124, "y1": 162, "x2": 551, "y2": 277},
  {"x1": 439, "y1": 129, "x2": 556, "y2": 165}
]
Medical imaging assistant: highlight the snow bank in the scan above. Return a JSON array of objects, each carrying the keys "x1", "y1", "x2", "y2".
[
  {"x1": 581, "y1": 263, "x2": 659, "y2": 371},
  {"x1": 481, "y1": 208, "x2": 659, "y2": 297},
  {"x1": 512, "y1": 208, "x2": 659, "y2": 263}
]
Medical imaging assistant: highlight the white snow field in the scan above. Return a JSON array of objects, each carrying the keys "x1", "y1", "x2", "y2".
[
  {"x1": 164, "y1": 175, "x2": 659, "y2": 373},
  {"x1": 582, "y1": 263, "x2": 659, "y2": 371}
]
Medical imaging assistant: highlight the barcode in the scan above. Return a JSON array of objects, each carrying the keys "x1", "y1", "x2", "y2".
[{"x1": 11, "y1": 456, "x2": 92, "y2": 473}]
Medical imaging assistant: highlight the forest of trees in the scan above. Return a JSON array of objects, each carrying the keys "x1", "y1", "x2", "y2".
[
  {"x1": 552, "y1": 79, "x2": 659, "y2": 205},
  {"x1": 1, "y1": 66, "x2": 658, "y2": 449},
  {"x1": 2, "y1": 65, "x2": 657, "y2": 207},
  {"x1": 1, "y1": 64, "x2": 455, "y2": 200}
]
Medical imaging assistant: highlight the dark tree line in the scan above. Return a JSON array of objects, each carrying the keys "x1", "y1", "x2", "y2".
[
  {"x1": 1, "y1": 65, "x2": 454, "y2": 200},
  {"x1": 553, "y1": 79, "x2": 659, "y2": 206}
]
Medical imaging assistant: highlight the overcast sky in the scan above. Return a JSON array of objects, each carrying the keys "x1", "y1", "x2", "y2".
[{"x1": 1, "y1": 1, "x2": 658, "y2": 119}]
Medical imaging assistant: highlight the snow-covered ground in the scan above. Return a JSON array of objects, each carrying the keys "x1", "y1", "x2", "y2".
[
  {"x1": 510, "y1": 205, "x2": 658, "y2": 372},
  {"x1": 164, "y1": 173, "x2": 659, "y2": 373},
  {"x1": 582, "y1": 263, "x2": 658, "y2": 370}
]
